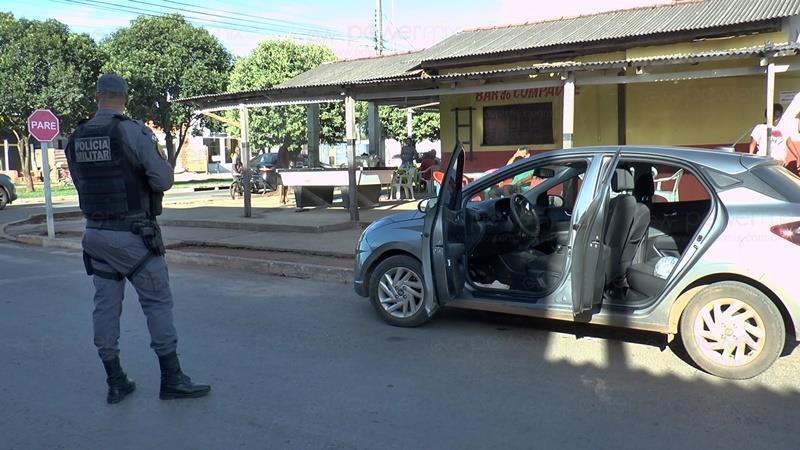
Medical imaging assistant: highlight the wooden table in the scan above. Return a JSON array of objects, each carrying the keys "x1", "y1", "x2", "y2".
[{"x1": 278, "y1": 168, "x2": 396, "y2": 208}]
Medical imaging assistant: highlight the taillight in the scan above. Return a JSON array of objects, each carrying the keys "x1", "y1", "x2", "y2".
[{"x1": 771, "y1": 221, "x2": 800, "y2": 246}]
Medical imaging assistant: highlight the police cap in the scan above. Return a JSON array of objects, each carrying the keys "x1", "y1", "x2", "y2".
[{"x1": 96, "y1": 74, "x2": 129, "y2": 95}]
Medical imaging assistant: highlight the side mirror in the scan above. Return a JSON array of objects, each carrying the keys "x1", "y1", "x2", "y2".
[
  {"x1": 548, "y1": 194, "x2": 564, "y2": 208},
  {"x1": 418, "y1": 197, "x2": 437, "y2": 213}
]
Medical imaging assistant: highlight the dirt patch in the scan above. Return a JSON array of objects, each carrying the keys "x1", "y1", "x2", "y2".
[{"x1": 171, "y1": 244, "x2": 353, "y2": 268}]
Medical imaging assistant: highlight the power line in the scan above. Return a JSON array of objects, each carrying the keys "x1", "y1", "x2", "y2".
[
  {"x1": 92, "y1": 0, "x2": 366, "y2": 41},
  {"x1": 51, "y1": 0, "x2": 373, "y2": 45},
  {"x1": 123, "y1": 0, "x2": 350, "y2": 40},
  {"x1": 383, "y1": 13, "x2": 416, "y2": 51},
  {"x1": 148, "y1": 0, "x2": 344, "y2": 37}
]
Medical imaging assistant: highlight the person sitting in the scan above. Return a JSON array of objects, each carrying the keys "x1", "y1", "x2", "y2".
[{"x1": 419, "y1": 150, "x2": 438, "y2": 180}]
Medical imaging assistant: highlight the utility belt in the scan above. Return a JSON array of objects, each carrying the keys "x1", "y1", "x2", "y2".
[{"x1": 83, "y1": 219, "x2": 165, "y2": 281}]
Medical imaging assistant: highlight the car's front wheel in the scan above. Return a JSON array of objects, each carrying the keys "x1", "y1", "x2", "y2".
[
  {"x1": 369, "y1": 255, "x2": 433, "y2": 327},
  {"x1": 680, "y1": 281, "x2": 785, "y2": 380},
  {"x1": 0, "y1": 187, "x2": 8, "y2": 210}
]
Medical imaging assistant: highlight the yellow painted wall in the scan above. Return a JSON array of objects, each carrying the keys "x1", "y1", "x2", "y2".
[
  {"x1": 626, "y1": 70, "x2": 800, "y2": 146},
  {"x1": 439, "y1": 83, "x2": 618, "y2": 155}
]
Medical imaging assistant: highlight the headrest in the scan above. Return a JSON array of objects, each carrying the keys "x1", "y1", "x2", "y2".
[
  {"x1": 634, "y1": 172, "x2": 655, "y2": 202},
  {"x1": 611, "y1": 169, "x2": 634, "y2": 192}
]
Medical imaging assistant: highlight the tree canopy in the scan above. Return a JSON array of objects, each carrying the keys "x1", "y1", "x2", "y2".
[
  {"x1": 226, "y1": 39, "x2": 340, "y2": 150},
  {"x1": 0, "y1": 13, "x2": 103, "y2": 190},
  {"x1": 101, "y1": 14, "x2": 232, "y2": 164}
]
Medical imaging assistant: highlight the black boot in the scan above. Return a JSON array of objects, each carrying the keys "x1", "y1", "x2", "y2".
[
  {"x1": 102, "y1": 357, "x2": 136, "y2": 404},
  {"x1": 157, "y1": 352, "x2": 211, "y2": 400}
]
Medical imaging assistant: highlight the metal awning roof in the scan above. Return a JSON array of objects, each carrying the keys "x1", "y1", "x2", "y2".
[
  {"x1": 419, "y1": 0, "x2": 800, "y2": 66},
  {"x1": 174, "y1": 44, "x2": 800, "y2": 111}
]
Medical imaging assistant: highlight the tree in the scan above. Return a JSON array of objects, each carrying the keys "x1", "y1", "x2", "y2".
[
  {"x1": 0, "y1": 14, "x2": 103, "y2": 191},
  {"x1": 102, "y1": 15, "x2": 232, "y2": 165},
  {"x1": 359, "y1": 105, "x2": 440, "y2": 143},
  {"x1": 226, "y1": 39, "x2": 339, "y2": 151}
]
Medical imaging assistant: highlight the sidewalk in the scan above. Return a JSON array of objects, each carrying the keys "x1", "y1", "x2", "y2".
[{"x1": 2, "y1": 190, "x2": 420, "y2": 282}]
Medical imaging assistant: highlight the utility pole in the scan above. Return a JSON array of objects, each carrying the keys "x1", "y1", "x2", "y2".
[
  {"x1": 375, "y1": 0, "x2": 383, "y2": 55},
  {"x1": 239, "y1": 103, "x2": 252, "y2": 218},
  {"x1": 345, "y1": 95, "x2": 359, "y2": 222}
]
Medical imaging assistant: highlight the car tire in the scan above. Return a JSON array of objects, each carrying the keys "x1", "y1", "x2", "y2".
[
  {"x1": 679, "y1": 281, "x2": 785, "y2": 380},
  {"x1": 369, "y1": 255, "x2": 433, "y2": 327},
  {"x1": 0, "y1": 187, "x2": 8, "y2": 210}
]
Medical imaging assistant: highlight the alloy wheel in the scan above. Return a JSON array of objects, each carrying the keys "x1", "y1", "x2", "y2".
[
  {"x1": 693, "y1": 298, "x2": 766, "y2": 367},
  {"x1": 377, "y1": 267, "x2": 424, "y2": 318}
]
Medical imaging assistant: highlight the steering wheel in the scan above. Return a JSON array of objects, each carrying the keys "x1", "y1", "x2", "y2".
[{"x1": 509, "y1": 193, "x2": 541, "y2": 238}]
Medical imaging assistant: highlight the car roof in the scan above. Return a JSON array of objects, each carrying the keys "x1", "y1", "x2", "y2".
[{"x1": 538, "y1": 145, "x2": 776, "y2": 175}]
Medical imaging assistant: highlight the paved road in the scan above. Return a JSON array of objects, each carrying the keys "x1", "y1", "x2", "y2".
[{"x1": 1, "y1": 242, "x2": 798, "y2": 450}]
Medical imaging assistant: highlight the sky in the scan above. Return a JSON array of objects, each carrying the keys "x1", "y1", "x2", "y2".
[{"x1": 2, "y1": 0, "x2": 674, "y2": 58}]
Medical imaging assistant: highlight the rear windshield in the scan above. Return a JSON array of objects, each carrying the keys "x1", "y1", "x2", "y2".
[{"x1": 751, "y1": 165, "x2": 800, "y2": 203}]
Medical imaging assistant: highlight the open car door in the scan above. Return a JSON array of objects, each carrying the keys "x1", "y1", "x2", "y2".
[
  {"x1": 423, "y1": 143, "x2": 466, "y2": 306},
  {"x1": 570, "y1": 150, "x2": 621, "y2": 316}
]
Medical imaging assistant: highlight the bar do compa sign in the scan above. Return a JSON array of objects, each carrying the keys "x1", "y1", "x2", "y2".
[{"x1": 27, "y1": 109, "x2": 60, "y2": 142}]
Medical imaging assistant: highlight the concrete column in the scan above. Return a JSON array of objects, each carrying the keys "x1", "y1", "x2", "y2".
[
  {"x1": 562, "y1": 72, "x2": 575, "y2": 149},
  {"x1": 367, "y1": 102, "x2": 383, "y2": 164},
  {"x1": 306, "y1": 103, "x2": 320, "y2": 167},
  {"x1": 406, "y1": 109, "x2": 413, "y2": 138},
  {"x1": 345, "y1": 96, "x2": 359, "y2": 222},
  {"x1": 766, "y1": 62, "x2": 776, "y2": 157}
]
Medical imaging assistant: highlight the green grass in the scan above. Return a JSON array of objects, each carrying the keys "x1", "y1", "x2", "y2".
[
  {"x1": 14, "y1": 180, "x2": 229, "y2": 199},
  {"x1": 15, "y1": 185, "x2": 76, "y2": 199}
]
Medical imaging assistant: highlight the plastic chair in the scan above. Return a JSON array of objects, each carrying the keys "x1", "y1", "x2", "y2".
[
  {"x1": 418, "y1": 165, "x2": 437, "y2": 194},
  {"x1": 654, "y1": 169, "x2": 684, "y2": 203},
  {"x1": 391, "y1": 167, "x2": 416, "y2": 200}
]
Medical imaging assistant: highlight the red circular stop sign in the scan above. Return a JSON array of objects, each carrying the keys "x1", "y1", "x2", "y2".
[{"x1": 27, "y1": 109, "x2": 60, "y2": 142}]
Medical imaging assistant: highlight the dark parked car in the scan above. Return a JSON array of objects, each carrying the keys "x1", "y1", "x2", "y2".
[
  {"x1": 247, "y1": 153, "x2": 281, "y2": 189},
  {"x1": 354, "y1": 144, "x2": 800, "y2": 379},
  {"x1": 0, "y1": 173, "x2": 17, "y2": 210}
]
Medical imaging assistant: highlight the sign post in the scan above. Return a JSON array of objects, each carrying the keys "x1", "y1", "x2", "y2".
[
  {"x1": 2, "y1": 139, "x2": 8, "y2": 171},
  {"x1": 27, "y1": 109, "x2": 60, "y2": 238}
]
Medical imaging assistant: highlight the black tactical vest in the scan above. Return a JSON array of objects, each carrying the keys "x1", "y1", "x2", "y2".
[{"x1": 66, "y1": 115, "x2": 153, "y2": 226}]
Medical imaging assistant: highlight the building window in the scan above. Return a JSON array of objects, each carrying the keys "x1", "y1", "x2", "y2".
[{"x1": 482, "y1": 103, "x2": 554, "y2": 146}]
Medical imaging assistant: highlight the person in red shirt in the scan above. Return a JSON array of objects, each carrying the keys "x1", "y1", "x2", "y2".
[{"x1": 418, "y1": 150, "x2": 438, "y2": 182}]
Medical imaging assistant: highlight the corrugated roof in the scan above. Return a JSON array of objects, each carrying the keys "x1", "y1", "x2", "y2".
[
  {"x1": 174, "y1": 43, "x2": 800, "y2": 107},
  {"x1": 276, "y1": 51, "x2": 425, "y2": 89},
  {"x1": 420, "y1": 0, "x2": 800, "y2": 64}
]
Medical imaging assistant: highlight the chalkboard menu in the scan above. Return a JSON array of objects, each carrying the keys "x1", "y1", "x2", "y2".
[{"x1": 482, "y1": 103, "x2": 554, "y2": 146}]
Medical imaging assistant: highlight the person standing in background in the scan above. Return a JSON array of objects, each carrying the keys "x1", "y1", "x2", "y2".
[
  {"x1": 276, "y1": 137, "x2": 290, "y2": 205},
  {"x1": 750, "y1": 104, "x2": 791, "y2": 161}
]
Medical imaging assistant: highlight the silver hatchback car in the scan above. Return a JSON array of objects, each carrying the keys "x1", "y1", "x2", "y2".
[{"x1": 354, "y1": 145, "x2": 800, "y2": 379}]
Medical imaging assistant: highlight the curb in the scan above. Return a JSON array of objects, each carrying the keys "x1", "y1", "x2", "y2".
[
  {"x1": 175, "y1": 240, "x2": 355, "y2": 259},
  {"x1": 1, "y1": 216, "x2": 353, "y2": 284},
  {"x1": 10, "y1": 185, "x2": 229, "y2": 206},
  {"x1": 158, "y1": 218, "x2": 365, "y2": 234}
]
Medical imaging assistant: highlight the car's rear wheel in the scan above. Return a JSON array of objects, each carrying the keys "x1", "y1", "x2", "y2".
[
  {"x1": 0, "y1": 187, "x2": 8, "y2": 210},
  {"x1": 680, "y1": 281, "x2": 785, "y2": 379},
  {"x1": 369, "y1": 255, "x2": 433, "y2": 327}
]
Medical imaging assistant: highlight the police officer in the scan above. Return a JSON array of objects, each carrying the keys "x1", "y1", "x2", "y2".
[{"x1": 66, "y1": 74, "x2": 210, "y2": 404}]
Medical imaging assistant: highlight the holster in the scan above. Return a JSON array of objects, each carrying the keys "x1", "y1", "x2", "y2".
[
  {"x1": 83, "y1": 251, "x2": 124, "y2": 281},
  {"x1": 83, "y1": 251, "x2": 94, "y2": 276},
  {"x1": 131, "y1": 219, "x2": 165, "y2": 256}
]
